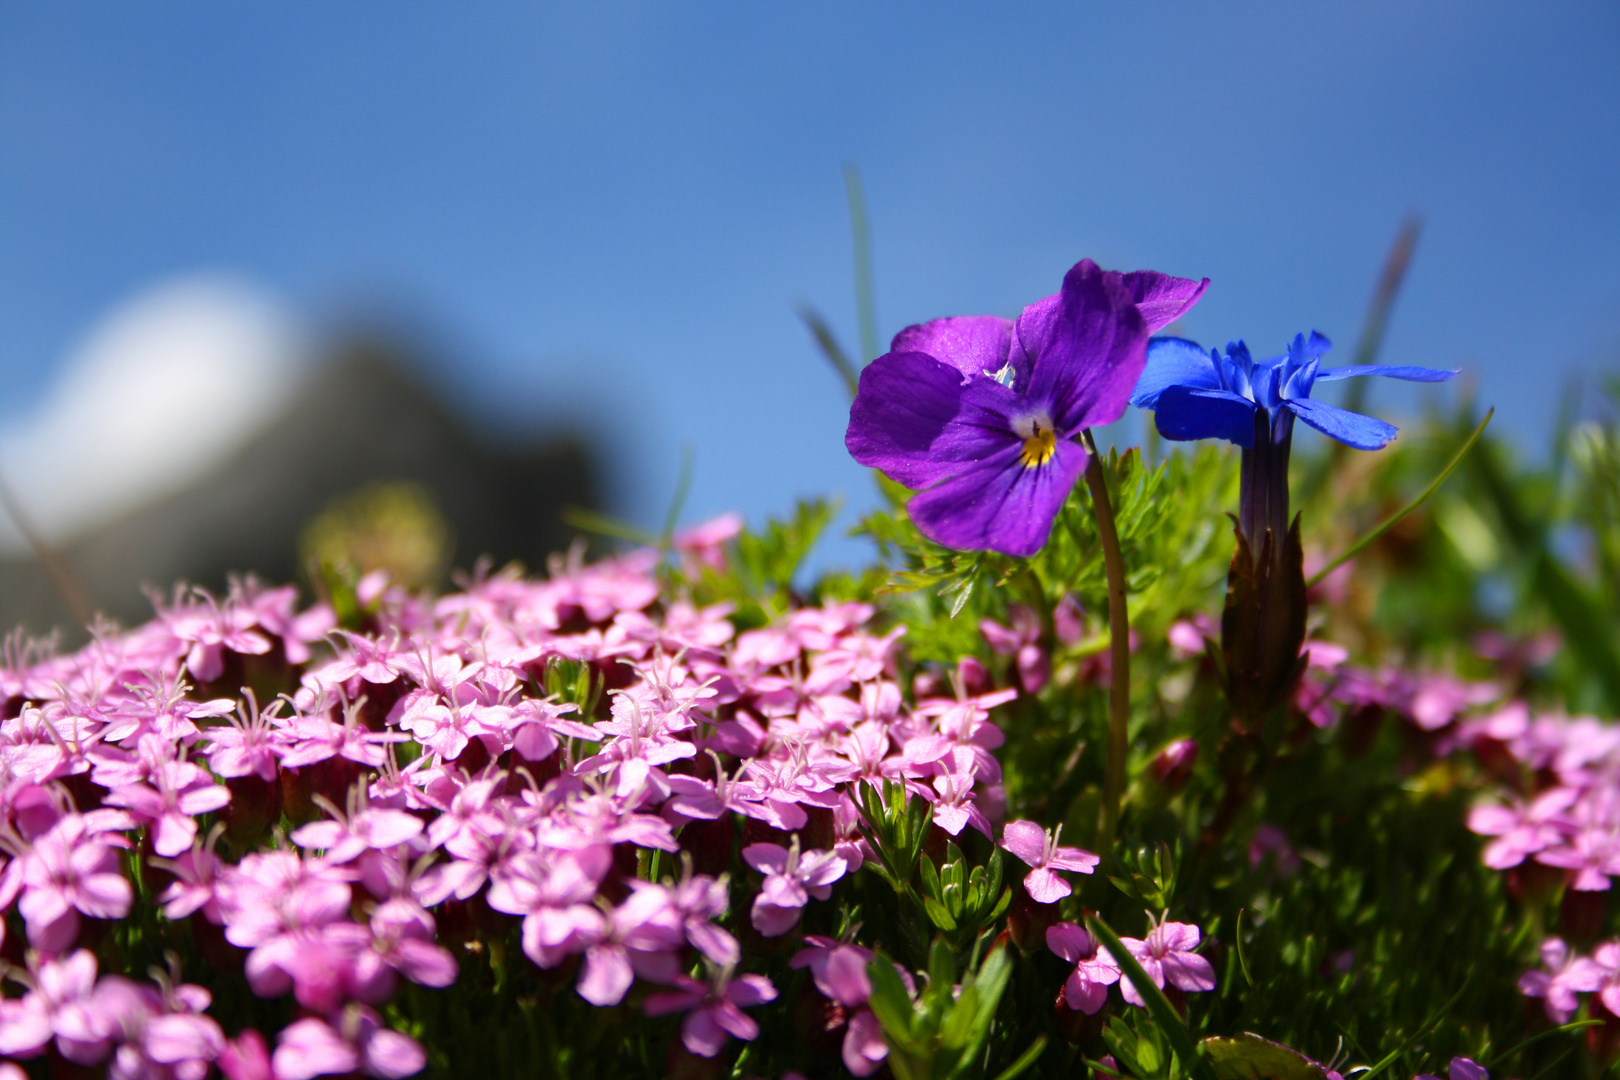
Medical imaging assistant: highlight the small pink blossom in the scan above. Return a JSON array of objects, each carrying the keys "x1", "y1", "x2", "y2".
[
  {"x1": 1111, "y1": 920, "x2": 1217, "y2": 1007},
  {"x1": 644, "y1": 970, "x2": 778, "y2": 1058},
  {"x1": 999, "y1": 819, "x2": 1098, "y2": 903},
  {"x1": 1046, "y1": 922, "x2": 1121, "y2": 1014}
]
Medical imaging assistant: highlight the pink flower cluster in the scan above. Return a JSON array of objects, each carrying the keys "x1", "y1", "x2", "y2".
[
  {"x1": 0, "y1": 536, "x2": 1026, "y2": 1073},
  {"x1": 1517, "y1": 936, "x2": 1620, "y2": 1023},
  {"x1": 1460, "y1": 702, "x2": 1620, "y2": 891}
]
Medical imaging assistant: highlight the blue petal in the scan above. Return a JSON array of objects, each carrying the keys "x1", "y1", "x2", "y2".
[
  {"x1": 1221, "y1": 342, "x2": 1255, "y2": 399},
  {"x1": 1286, "y1": 398, "x2": 1399, "y2": 450},
  {"x1": 1130, "y1": 336, "x2": 1219, "y2": 408},
  {"x1": 1281, "y1": 357, "x2": 1320, "y2": 402},
  {"x1": 1313, "y1": 365, "x2": 1460, "y2": 383},
  {"x1": 1154, "y1": 385, "x2": 1257, "y2": 447}
]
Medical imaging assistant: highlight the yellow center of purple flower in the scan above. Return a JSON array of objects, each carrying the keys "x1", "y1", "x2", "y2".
[{"x1": 1019, "y1": 423, "x2": 1057, "y2": 468}]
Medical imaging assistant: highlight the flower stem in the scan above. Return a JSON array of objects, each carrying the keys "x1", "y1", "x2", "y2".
[{"x1": 1081, "y1": 432, "x2": 1130, "y2": 857}]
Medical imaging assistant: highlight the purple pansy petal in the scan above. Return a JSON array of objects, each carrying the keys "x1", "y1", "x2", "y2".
[
  {"x1": 1154, "y1": 385, "x2": 1257, "y2": 446},
  {"x1": 1313, "y1": 364, "x2": 1460, "y2": 382},
  {"x1": 1132, "y1": 337, "x2": 1221, "y2": 408},
  {"x1": 1285, "y1": 398, "x2": 1399, "y2": 451},
  {"x1": 846, "y1": 352, "x2": 1016, "y2": 489},
  {"x1": 908, "y1": 440, "x2": 1087, "y2": 557},
  {"x1": 1120, "y1": 271, "x2": 1211, "y2": 335},
  {"x1": 1449, "y1": 1058, "x2": 1488, "y2": 1080},
  {"x1": 890, "y1": 316, "x2": 1014, "y2": 381},
  {"x1": 1018, "y1": 259, "x2": 1149, "y2": 433}
]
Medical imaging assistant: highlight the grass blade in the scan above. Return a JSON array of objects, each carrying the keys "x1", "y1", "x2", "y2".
[
  {"x1": 659, "y1": 443, "x2": 696, "y2": 546},
  {"x1": 844, "y1": 163, "x2": 879, "y2": 363},
  {"x1": 797, "y1": 302, "x2": 860, "y2": 399},
  {"x1": 562, "y1": 507, "x2": 659, "y2": 546},
  {"x1": 990, "y1": 1035, "x2": 1049, "y2": 1080},
  {"x1": 1340, "y1": 216, "x2": 1421, "y2": 419},
  {"x1": 1308, "y1": 407, "x2": 1493, "y2": 588}
]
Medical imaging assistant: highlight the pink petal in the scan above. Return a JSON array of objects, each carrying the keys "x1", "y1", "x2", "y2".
[
  {"x1": 1000, "y1": 820, "x2": 1048, "y2": 867},
  {"x1": 1023, "y1": 867, "x2": 1071, "y2": 904},
  {"x1": 1045, "y1": 922, "x2": 1092, "y2": 963}
]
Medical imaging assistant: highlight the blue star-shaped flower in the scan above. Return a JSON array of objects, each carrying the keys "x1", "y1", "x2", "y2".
[{"x1": 1130, "y1": 330, "x2": 1456, "y2": 451}]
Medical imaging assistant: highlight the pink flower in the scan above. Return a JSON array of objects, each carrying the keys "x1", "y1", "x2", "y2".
[
  {"x1": 10, "y1": 813, "x2": 133, "y2": 952},
  {"x1": 272, "y1": 1006, "x2": 425, "y2": 1080},
  {"x1": 673, "y1": 512, "x2": 745, "y2": 574},
  {"x1": 1468, "y1": 787, "x2": 1578, "y2": 870},
  {"x1": 742, "y1": 840, "x2": 848, "y2": 936},
  {"x1": 644, "y1": 970, "x2": 778, "y2": 1058},
  {"x1": 1111, "y1": 920, "x2": 1217, "y2": 1007},
  {"x1": 0, "y1": 949, "x2": 110, "y2": 1064},
  {"x1": 1046, "y1": 922, "x2": 1121, "y2": 1014},
  {"x1": 789, "y1": 937, "x2": 890, "y2": 1074},
  {"x1": 981, "y1": 605, "x2": 1049, "y2": 693},
  {"x1": 999, "y1": 819, "x2": 1098, "y2": 903},
  {"x1": 572, "y1": 883, "x2": 685, "y2": 1006},
  {"x1": 103, "y1": 757, "x2": 232, "y2": 857},
  {"x1": 1519, "y1": 936, "x2": 1605, "y2": 1022},
  {"x1": 291, "y1": 792, "x2": 425, "y2": 865}
]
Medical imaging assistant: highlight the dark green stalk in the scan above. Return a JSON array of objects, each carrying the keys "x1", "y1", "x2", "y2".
[{"x1": 1082, "y1": 432, "x2": 1130, "y2": 855}]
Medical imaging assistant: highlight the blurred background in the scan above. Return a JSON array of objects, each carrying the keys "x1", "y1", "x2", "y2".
[{"x1": 0, "y1": 2, "x2": 1616, "y2": 635}]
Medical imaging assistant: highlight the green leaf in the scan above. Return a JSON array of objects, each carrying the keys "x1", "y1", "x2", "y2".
[
  {"x1": 866, "y1": 955, "x2": 917, "y2": 1040},
  {"x1": 991, "y1": 1036, "x2": 1050, "y2": 1080},
  {"x1": 924, "y1": 896, "x2": 958, "y2": 931},
  {"x1": 1200, "y1": 1034, "x2": 1328, "y2": 1080}
]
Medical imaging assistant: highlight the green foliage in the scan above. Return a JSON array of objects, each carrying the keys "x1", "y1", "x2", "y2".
[{"x1": 869, "y1": 942, "x2": 1045, "y2": 1080}]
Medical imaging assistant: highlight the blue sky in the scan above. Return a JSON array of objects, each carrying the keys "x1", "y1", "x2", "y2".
[{"x1": 1, "y1": 2, "x2": 1617, "y2": 568}]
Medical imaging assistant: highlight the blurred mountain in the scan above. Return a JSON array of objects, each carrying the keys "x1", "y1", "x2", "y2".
[{"x1": 0, "y1": 278, "x2": 597, "y2": 639}]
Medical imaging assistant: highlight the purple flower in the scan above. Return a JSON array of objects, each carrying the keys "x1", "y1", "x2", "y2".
[
  {"x1": 846, "y1": 259, "x2": 1207, "y2": 556},
  {"x1": 1046, "y1": 922, "x2": 1121, "y2": 1014},
  {"x1": 1520, "y1": 936, "x2": 1605, "y2": 1022},
  {"x1": 1112, "y1": 920, "x2": 1217, "y2": 1007},
  {"x1": 742, "y1": 839, "x2": 848, "y2": 936},
  {"x1": 999, "y1": 819, "x2": 1099, "y2": 903},
  {"x1": 644, "y1": 969, "x2": 778, "y2": 1058}
]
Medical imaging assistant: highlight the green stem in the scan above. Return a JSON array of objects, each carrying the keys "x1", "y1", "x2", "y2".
[{"x1": 1082, "y1": 432, "x2": 1130, "y2": 856}]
